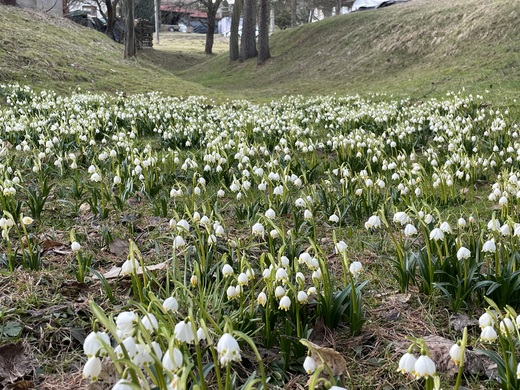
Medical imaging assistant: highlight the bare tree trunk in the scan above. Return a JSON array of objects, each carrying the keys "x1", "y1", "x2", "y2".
[
  {"x1": 239, "y1": 0, "x2": 257, "y2": 61},
  {"x1": 154, "y1": 0, "x2": 160, "y2": 44},
  {"x1": 205, "y1": 0, "x2": 221, "y2": 55},
  {"x1": 257, "y1": 0, "x2": 270, "y2": 65},
  {"x1": 269, "y1": 6, "x2": 274, "y2": 33},
  {"x1": 229, "y1": 0, "x2": 242, "y2": 61},
  {"x1": 124, "y1": 0, "x2": 136, "y2": 58},
  {"x1": 290, "y1": 0, "x2": 296, "y2": 27},
  {"x1": 95, "y1": 0, "x2": 119, "y2": 40}
]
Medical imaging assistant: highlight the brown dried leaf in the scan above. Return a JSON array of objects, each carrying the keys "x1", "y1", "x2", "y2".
[
  {"x1": 5, "y1": 380, "x2": 34, "y2": 389},
  {"x1": 0, "y1": 343, "x2": 34, "y2": 386},
  {"x1": 40, "y1": 239, "x2": 66, "y2": 252},
  {"x1": 449, "y1": 314, "x2": 479, "y2": 333},
  {"x1": 306, "y1": 340, "x2": 347, "y2": 377},
  {"x1": 108, "y1": 238, "x2": 129, "y2": 257}
]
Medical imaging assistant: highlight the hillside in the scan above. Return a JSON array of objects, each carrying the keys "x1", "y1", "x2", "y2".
[
  {"x1": 1, "y1": 0, "x2": 519, "y2": 102},
  {"x1": 0, "y1": 6, "x2": 212, "y2": 96},
  {"x1": 183, "y1": 0, "x2": 520, "y2": 101}
]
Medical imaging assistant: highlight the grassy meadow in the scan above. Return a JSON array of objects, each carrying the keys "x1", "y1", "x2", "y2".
[{"x1": 0, "y1": 0, "x2": 520, "y2": 389}]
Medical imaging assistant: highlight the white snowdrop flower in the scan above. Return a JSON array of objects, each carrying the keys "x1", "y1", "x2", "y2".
[
  {"x1": 141, "y1": 313, "x2": 158, "y2": 334},
  {"x1": 458, "y1": 218, "x2": 467, "y2": 227},
  {"x1": 90, "y1": 172, "x2": 101, "y2": 182},
  {"x1": 279, "y1": 295, "x2": 291, "y2": 311},
  {"x1": 162, "y1": 347, "x2": 183, "y2": 372},
  {"x1": 307, "y1": 257, "x2": 319, "y2": 270},
  {"x1": 215, "y1": 225, "x2": 225, "y2": 237},
  {"x1": 335, "y1": 240, "x2": 348, "y2": 254},
  {"x1": 479, "y1": 312, "x2": 494, "y2": 328},
  {"x1": 275, "y1": 286, "x2": 285, "y2": 299},
  {"x1": 349, "y1": 261, "x2": 362, "y2": 276},
  {"x1": 265, "y1": 208, "x2": 276, "y2": 219},
  {"x1": 112, "y1": 379, "x2": 134, "y2": 390},
  {"x1": 237, "y1": 272, "x2": 248, "y2": 285},
  {"x1": 222, "y1": 264, "x2": 234, "y2": 277},
  {"x1": 393, "y1": 211, "x2": 409, "y2": 225},
  {"x1": 298, "y1": 252, "x2": 311, "y2": 264},
  {"x1": 197, "y1": 327, "x2": 206, "y2": 342},
  {"x1": 482, "y1": 239, "x2": 496, "y2": 253},
  {"x1": 424, "y1": 214, "x2": 434, "y2": 224},
  {"x1": 404, "y1": 224, "x2": 417, "y2": 237},
  {"x1": 457, "y1": 247, "x2": 471, "y2": 260},
  {"x1": 175, "y1": 219, "x2": 189, "y2": 232},
  {"x1": 217, "y1": 333, "x2": 241, "y2": 366},
  {"x1": 173, "y1": 235, "x2": 185, "y2": 248},
  {"x1": 429, "y1": 228, "x2": 444, "y2": 241},
  {"x1": 121, "y1": 257, "x2": 138, "y2": 275},
  {"x1": 297, "y1": 291, "x2": 309, "y2": 304},
  {"x1": 500, "y1": 224, "x2": 511, "y2": 236},
  {"x1": 481, "y1": 325, "x2": 498, "y2": 342},
  {"x1": 115, "y1": 311, "x2": 137, "y2": 337},
  {"x1": 227, "y1": 285, "x2": 238, "y2": 300},
  {"x1": 114, "y1": 337, "x2": 138, "y2": 359},
  {"x1": 440, "y1": 221, "x2": 452, "y2": 233},
  {"x1": 257, "y1": 292, "x2": 267, "y2": 306},
  {"x1": 304, "y1": 209, "x2": 313, "y2": 220},
  {"x1": 88, "y1": 165, "x2": 96, "y2": 174},
  {"x1": 273, "y1": 185, "x2": 284, "y2": 196},
  {"x1": 303, "y1": 356, "x2": 317, "y2": 374},
  {"x1": 294, "y1": 198, "x2": 306, "y2": 207},
  {"x1": 83, "y1": 331, "x2": 110, "y2": 358},
  {"x1": 500, "y1": 318, "x2": 515, "y2": 335},
  {"x1": 397, "y1": 352, "x2": 417, "y2": 375},
  {"x1": 280, "y1": 256, "x2": 290, "y2": 267},
  {"x1": 329, "y1": 214, "x2": 339, "y2": 223},
  {"x1": 499, "y1": 196, "x2": 508, "y2": 206},
  {"x1": 217, "y1": 189, "x2": 225, "y2": 197},
  {"x1": 365, "y1": 215, "x2": 381, "y2": 230},
  {"x1": 163, "y1": 297, "x2": 179, "y2": 312},
  {"x1": 312, "y1": 269, "x2": 322, "y2": 280},
  {"x1": 174, "y1": 321, "x2": 195, "y2": 344},
  {"x1": 275, "y1": 267, "x2": 288, "y2": 282},
  {"x1": 258, "y1": 182, "x2": 267, "y2": 191},
  {"x1": 307, "y1": 286, "x2": 317, "y2": 295},
  {"x1": 487, "y1": 219, "x2": 501, "y2": 231},
  {"x1": 245, "y1": 268, "x2": 255, "y2": 280},
  {"x1": 296, "y1": 272, "x2": 305, "y2": 284},
  {"x1": 71, "y1": 241, "x2": 81, "y2": 252},
  {"x1": 414, "y1": 354, "x2": 436, "y2": 378},
  {"x1": 83, "y1": 356, "x2": 102, "y2": 381},
  {"x1": 22, "y1": 216, "x2": 34, "y2": 225},
  {"x1": 252, "y1": 222, "x2": 265, "y2": 237},
  {"x1": 449, "y1": 343, "x2": 464, "y2": 366}
]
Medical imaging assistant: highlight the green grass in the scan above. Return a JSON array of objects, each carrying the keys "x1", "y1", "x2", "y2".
[
  {"x1": 2, "y1": 0, "x2": 519, "y2": 106},
  {"x1": 181, "y1": 0, "x2": 520, "y2": 104},
  {"x1": 0, "y1": 6, "x2": 214, "y2": 96}
]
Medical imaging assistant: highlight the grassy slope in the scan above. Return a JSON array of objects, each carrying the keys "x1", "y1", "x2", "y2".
[
  {"x1": 1, "y1": 0, "x2": 519, "y2": 103},
  {"x1": 0, "y1": 6, "x2": 213, "y2": 96},
  {"x1": 183, "y1": 0, "x2": 520, "y2": 102}
]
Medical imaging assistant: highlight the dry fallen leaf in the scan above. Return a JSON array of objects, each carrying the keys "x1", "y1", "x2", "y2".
[
  {"x1": 108, "y1": 238, "x2": 129, "y2": 257},
  {"x1": 0, "y1": 343, "x2": 34, "y2": 386},
  {"x1": 302, "y1": 340, "x2": 347, "y2": 377}
]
